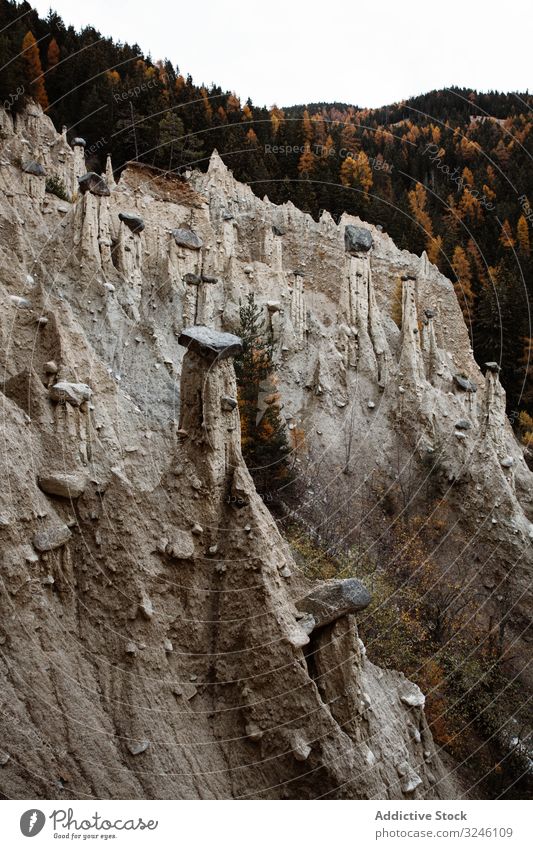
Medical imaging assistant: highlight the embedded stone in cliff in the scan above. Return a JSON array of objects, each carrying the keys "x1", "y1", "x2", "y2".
[
  {"x1": 453, "y1": 373, "x2": 477, "y2": 393},
  {"x1": 49, "y1": 381, "x2": 92, "y2": 406},
  {"x1": 178, "y1": 326, "x2": 243, "y2": 363},
  {"x1": 455, "y1": 419, "x2": 471, "y2": 430},
  {"x1": 22, "y1": 160, "x2": 46, "y2": 177},
  {"x1": 33, "y1": 524, "x2": 72, "y2": 552},
  {"x1": 424, "y1": 308, "x2": 436, "y2": 319},
  {"x1": 72, "y1": 137, "x2": 86, "y2": 147},
  {"x1": 291, "y1": 733, "x2": 311, "y2": 762},
  {"x1": 297, "y1": 613, "x2": 316, "y2": 635},
  {"x1": 38, "y1": 472, "x2": 88, "y2": 499},
  {"x1": 272, "y1": 224, "x2": 287, "y2": 236},
  {"x1": 139, "y1": 594, "x2": 153, "y2": 620},
  {"x1": 230, "y1": 465, "x2": 252, "y2": 507},
  {"x1": 172, "y1": 227, "x2": 203, "y2": 250},
  {"x1": 344, "y1": 224, "x2": 373, "y2": 254},
  {"x1": 127, "y1": 740, "x2": 150, "y2": 756},
  {"x1": 245, "y1": 722, "x2": 263, "y2": 742},
  {"x1": 398, "y1": 763, "x2": 423, "y2": 795},
  {"x1": 501, "y1": 456, "x2": 514, "y2": 468},
  {"x1": 166, "y1": 530, "x2": 195, "y2": 560},
  {"x1": 221, "y1": 395, "x2": 238, "y2": 411},
  {"x1": 78, "y1": 172, "x2": 110, "y2": 197},
  {"x1": 118, "y1": 212, "x2": 145, "y2": 233},
  {"x1": 296, "y1": 578, "x2": 371, "y2": 629},
  {"x1": 173, "y1": 682, "x2": 198, "y2": 700},
  {"x1": 183, "y1": 272, "x2": 201, "y2": 285},
  {"x1": 485, "y1": 361, "x2": 501, "y2": 373},
  {"x1": 10, "y1": 295, "x2": 32, "y2": 309},
  {"x1": 399, "y1": 682, "x2": 426, "y2": 708}
]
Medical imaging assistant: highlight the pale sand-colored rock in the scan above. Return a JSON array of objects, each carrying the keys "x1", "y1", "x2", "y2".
[{"x1": 0, "y1": 103, "x2": 530, "y2": 800}]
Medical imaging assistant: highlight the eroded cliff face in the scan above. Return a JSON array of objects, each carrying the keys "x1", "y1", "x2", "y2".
[{"x1": 0, "y1": 103, "x2": 530, "y2": 799}]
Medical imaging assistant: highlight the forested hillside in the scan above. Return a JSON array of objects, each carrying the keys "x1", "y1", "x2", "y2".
[{"x1": 1, "y1": 0, "x2": 532, "y2": 433}]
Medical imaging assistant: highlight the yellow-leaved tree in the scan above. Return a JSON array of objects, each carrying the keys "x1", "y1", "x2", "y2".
[
  {"x1": 517, "y1": 215, "x2": 530, "y2": 256},
  {"x1": 499, "y1": 218, "x2": 515, "y2": 249},
  {"x1": 408, "y1": 183, "x2": 442, "y2": 265},
  {"x1": 22, "y1": 31, "x2": 48, "y2": 109},
  {"x1": 46, "y1": 37, "x2": 60, "y2": 70},
  {"x1": 451, "y1": 245, "x2": 475, "y2": 320},
  {"x1": 340, "y1": 151, "x2": 373, "y2": 195}
]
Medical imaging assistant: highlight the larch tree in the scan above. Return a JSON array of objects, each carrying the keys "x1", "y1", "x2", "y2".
[
  {"x1": 517, "y1": 215, "x2": 530, "y2": 256},
  {"x1": 499, "y1": 218, "x2": 515, "y2": 250},
  {"x1": 340, "y1": 151, "x2": 373, "y2": 195},
  {"x1": 226, "y1": 93, "x2": 241, "y2": 113},
  {"x1": 245, "y1": 128, "x2": 258, "y2": 146},
  {"x1": 340, "y1": 121, "x2": 359, "y2": 155},
  {"x1": 46, "y1": 37, "x2": 60, "y2": 70},
  {"x1": 269, "y1": 105, "x2": 284, "y2": 136},
  {"x1": 322, "y1": 134, "x2": 334, "y2": 159},
  {"x1": 340, "y1": 155, "x2": 357, "y2": 187},
  {"x1": 301, "y1": 108, "x2": 313, "y2": 144},
  {"x1": 459, "y1": 189, "x2": 483, "y2": 224},
  {"x1": 22, "y1": 31, "x2": 48, "y2": 109},
  {"x1": 408, "y1": 183, "x2": 441, "y2": 264},
  {"x1": 297, "y1": 144, "x2": 318, "y2": 176},
  {"x1": 451, "y1": 245, "x2": 475, "y2": 320},
  {"x1": 461, "y1": 166, "x2": 474, "y2": 186},
  {"x1": 200, "y1": 87, "x2": 212, "y2": 121},
  {"x1": 354, "y1": 150, "x2": 373, "y2": 195}
]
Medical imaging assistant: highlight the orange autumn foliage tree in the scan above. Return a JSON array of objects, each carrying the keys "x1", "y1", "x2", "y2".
[
  {"x1": 46, "y1": 37, "x2": 60, "y2": 70},
  {"x1": 499, "y1": 218, "x2": 515, "y2": 249},
  {"x1": 340, "y1": 151, "x2": 373, "y2": 195},
  {"x1": 269, "y1": 105, "x2": 284, "y2": 136},
  {"x1": 408, "y1": 183, "x2": 441, "y2": 264},
  {"x1": 200, "y1": 87, "x2": 212, "y2": 121},
  {"x1": 22, "y1": 31, "x2": 48, "y2": 109},
  {"x1": 451, "y1": 245, "x2": 475, "y2": 320},
  {"x1": 297, "y1": 144, "x2": 318, "y2": 176},
  {"x1": 517, "y1": 215, "x2": 530, "y2": 256}
]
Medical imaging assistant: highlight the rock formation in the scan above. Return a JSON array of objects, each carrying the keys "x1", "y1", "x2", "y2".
[{"x1": 0, "y1": 103, "x2": 531, "y2": 799}]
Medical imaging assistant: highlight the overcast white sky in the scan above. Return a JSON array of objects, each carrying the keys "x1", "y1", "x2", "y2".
[{"x1": 32, "y1": 0, "x2": 531, "y2": 108}]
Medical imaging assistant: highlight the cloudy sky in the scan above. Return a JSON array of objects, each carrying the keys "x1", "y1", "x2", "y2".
[{"x1": 33, "y1": 0, "x2": 531, "y2": 108}]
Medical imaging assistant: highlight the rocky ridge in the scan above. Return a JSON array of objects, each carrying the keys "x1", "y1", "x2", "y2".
[{"x1": 0, "y1": 102, "x2": 531, "y2": 798}]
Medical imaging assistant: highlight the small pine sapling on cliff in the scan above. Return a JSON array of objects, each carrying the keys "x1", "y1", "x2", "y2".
[{"x1": 235, "y1": 293, "x2": 292, "y2": 499}]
